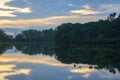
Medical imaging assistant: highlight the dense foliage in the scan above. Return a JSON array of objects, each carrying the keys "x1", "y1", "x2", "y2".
[
  {"x1": 0, "y1": 29, "x2": 13, "y2": 42},
  {"x1": 54, "y1": 13, "x2": 120, "y2": 44},
  {"x1": 14, "y1": 29, "x2": 55, "y2": 42}
]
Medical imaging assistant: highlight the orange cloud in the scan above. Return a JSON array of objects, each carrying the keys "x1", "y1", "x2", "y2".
[
  {"x1": 70, "y1": 10, "x2": 100, "y2": 15},
  {"x1": 0, "y1": 15, "x2": 105, "y2": 28},
  {"x1": 0, "y1": 0, "x2": 31, "y2": 17}
]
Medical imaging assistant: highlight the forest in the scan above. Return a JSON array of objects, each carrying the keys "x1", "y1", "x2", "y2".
[{"x1": 0, "y1": 13, "x2": 120, "y2": 44}]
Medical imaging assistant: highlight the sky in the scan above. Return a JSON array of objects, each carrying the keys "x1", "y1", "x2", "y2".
[{"x1": 0, "y1": 0, "x2": 120, "y2": 29}]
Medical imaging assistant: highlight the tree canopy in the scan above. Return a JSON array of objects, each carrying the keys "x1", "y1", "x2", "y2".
[
  {"x1": 0, "y1": 29, "x2": 13, "y2": 42},
  {"x1": 54, "y1": 13, "x2": 120, "y2": 44}
]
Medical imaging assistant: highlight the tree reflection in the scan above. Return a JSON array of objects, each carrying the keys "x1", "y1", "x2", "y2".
[
  {"x1": 54, "y1": 44, "x2": 120, "y2": 74},
  {"x1": 0, "y1": 43, "x2": 13, "y2": 55},
  {"x1": 0, "y1": 43, "x2": 120, "y2": 74},
  {"x1": 14, "y1": 43, "x2": 54, "y2": 56}
]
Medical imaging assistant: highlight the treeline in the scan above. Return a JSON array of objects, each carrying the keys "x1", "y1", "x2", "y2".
[
  {"x1": 15, "y1": 29, "x2": 55, "y2": 42},
  {"x1": 0, "y1": 29, "x2": 13, "y2": 42},
  {"x1": 0, "y1": 28, "x2": 55, "y2": 42},
  {"x1": 0, "y1": 13, "x2": 120, "y2": 44},
  {"x1": 54, "y1": 13, "x2": 120, "y2": 44}
]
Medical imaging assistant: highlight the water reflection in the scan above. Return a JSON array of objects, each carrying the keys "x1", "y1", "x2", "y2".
[
  {"x1": 0, "y1": 43, "x2": 120, "y2": 80},
  {"x1": 1, "y1": 43, "x2": 120, "y2": 73},
  {"x1": 70, "y1": 68, "x2": 97, "y2": 78},
  {"x1": 55, "y1": 44, "x2": 120, "y2": 73},
  {"x1": 14, "y1": 43, "x2": 54, "y2": 56},
  {"x1": 0, "y1": 53, "x2": 73, "y2": 67},
  {"x1": 0, "y1": 64, "x2": 30, "y2": 80},
  {"x1": 0, "y1": 44, "x2": 13, "y2": 56}
]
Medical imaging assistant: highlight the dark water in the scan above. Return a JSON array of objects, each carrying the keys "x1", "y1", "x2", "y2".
[{"x1": 0, "y1": 43, "x2": 120, "y2": 80}]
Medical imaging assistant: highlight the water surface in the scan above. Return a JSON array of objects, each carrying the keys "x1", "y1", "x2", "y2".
[{"x1": 0, "y1": 43, "x2": 120, "y2": 80}]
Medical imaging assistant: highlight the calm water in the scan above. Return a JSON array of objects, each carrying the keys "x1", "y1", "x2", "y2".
[{"x1": 0, "y1": 43, "x2": 120, "y2": 80}]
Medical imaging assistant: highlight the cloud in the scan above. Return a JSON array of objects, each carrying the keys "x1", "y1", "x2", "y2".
[
  {"x1": 0, "y1": 64, "x2": 31, "y2": 80},
  {"x1": 68, "y1": 4, "x2": 73, "y2": 7},
  {"x1": 70, "y1": 4, "x2": 120, "y2": 16},
  {"x1": 70, "y1": 68, "x2": 97, "y2": 78},
  {"x1": 0, "y1": 15, "x2": 105, "y2": 28},
  {"x1": 23, "y1": 0, "x2": 30, "y2": 5},
  {"x1": 98, "y1": 70, "x2": 120, "y2": 79},
  {"x1": 70, "y1": 4, "x2": 101, "y2": 15},
  {"x1": 0, "y1": 53, "x2": 73, "y2": 67},
  {"x1": 70, "y1": 9, "x2": 101, "y2": 15},
  {"x1": 15, "y1": 7, "x2": 31, "y2": 13},
  {"x1": 99, "y1": 4, "x2": 120, "y2": 13},
  {"x1": 71, "y1": 68, "x2": 95, "y2": 74},
  {"x1": 0, "y1": 10, "x2": 16, "y2": 17},
  {"x1": 0, "y1": 0, "x2": 31, "y2": 17},
  {"x1": 0, "y1": 64, "x2": 16, "y2": 71},
  {"x1": 82, "y1": 4, "x2": 91, "y2": 9}
]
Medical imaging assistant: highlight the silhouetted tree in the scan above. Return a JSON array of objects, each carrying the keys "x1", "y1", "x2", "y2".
[
  {"x1": 54, "y1": 13, "x2": 120, "y2": 44},
  {"x1": 0, "y1": 29, "x2": 13, "y2": 42},
  {"x1": 14, "y1": 29, "x2": 55, "y2": 42},
  {"x1": 107, "y1": 12, "x2": 116, "y2": 21}
]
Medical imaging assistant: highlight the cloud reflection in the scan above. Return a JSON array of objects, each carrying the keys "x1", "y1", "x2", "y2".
[
  {"x1": 0, "y1": 53, "x2": 74, "y2": 67},
  {"x1": 0, "y1": 64, "x2": 31, "y2": 80},
  {"x1": 70, "y1": 68, "x2": 97, "y2": 78}
]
